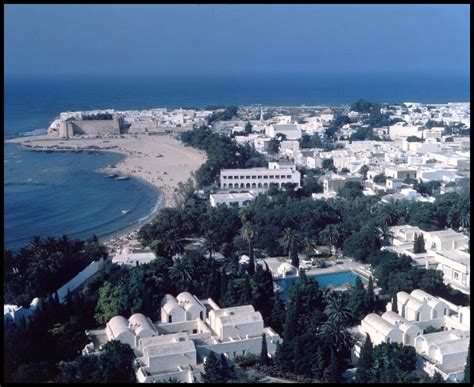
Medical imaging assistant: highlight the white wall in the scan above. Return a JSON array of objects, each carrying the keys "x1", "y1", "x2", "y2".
[{"x1": 55, "y1": 257, "x2": 107, "y2": 302}]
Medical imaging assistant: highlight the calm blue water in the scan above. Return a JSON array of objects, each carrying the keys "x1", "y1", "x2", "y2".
[
  {"x1": 4, "y1": 142, "x2": 160, "y2": 251},
  {"x1": 275, "y1": 270, "x2": 362, "y2": 298},
  {"x1": 3, "y1": 73, "x2": 469, "y2": 251}
]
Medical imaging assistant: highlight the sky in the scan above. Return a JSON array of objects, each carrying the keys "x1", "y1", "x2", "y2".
[{"x1": 4, "y1": 4, "x2": 470, "y2": 77}]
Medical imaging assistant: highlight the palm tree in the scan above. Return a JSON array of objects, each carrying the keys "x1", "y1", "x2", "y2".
[
  {"x1": 378, "y1": 224, "x2": 394, "y2": 246},
  {"x1": 202, "y1": 229, "x2": 218, "y2": 260},
  {"x1": 318, "y1": 224, "x2": 344, "y2": 256},
  {"x1": 279, "y1": 227, "x2": 296, "y2": 260},
  {"x1": 241, "y1": 222, "x2": 255, "y2": 275},
  {"x1": 164, "y1": 232, "x2": 184, "y2": 258},
  {"x1": 302, "y1": 236, "x2": 318, "y2": 258},
  {"x1": 320, "y1": 317, "x2": 354, "y2": 355},
  {"x1": 376, "y1": 204, "x2": 398, "y2": 226},
  {"x1": 324, "y1": 291, "x2": 353, "y2": 326},
  {"x1": 168, "y1": 258, "x2": 192, "y2": 290}
]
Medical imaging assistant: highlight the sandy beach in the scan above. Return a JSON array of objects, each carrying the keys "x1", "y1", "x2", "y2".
[{"x1": 6, "y1": 133, "x2": 207, "y2": 250}]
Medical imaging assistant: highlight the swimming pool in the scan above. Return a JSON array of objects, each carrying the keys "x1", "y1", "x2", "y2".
[{"x1": 274, "y1": 270, "x2": 362, "y2": 297}]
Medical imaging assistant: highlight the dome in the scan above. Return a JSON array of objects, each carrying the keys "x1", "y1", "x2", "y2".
[
  {"x1": 277, "y1": 262, "x2": 297, "y2": 275},
  {"x1": 129, "y1": 313, "x2": 157, "y2": 337}
]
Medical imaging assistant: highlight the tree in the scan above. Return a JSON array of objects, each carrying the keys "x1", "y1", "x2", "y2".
[
  {"x1": 366, "y1": 276, "x2": 375, "y2": 311},
  {"x1": 244, "y1": 121, "x2": 252, "y2": 135},
  {"x1": 280, "y1": 228, "x2": 299, "y2": 267},
  {"x1": 373, "y1": 173, "x2": 387, "y2": 184},
  {"x1": 338, "y1": 181, "x2": 364, "y2": 199},
  {"x1": 260, "y1": 333, "x2": 269, "y2": 366},
  {"x1": 202, "y1": 351, "x2": 224, "y2": 383},
  {"x1": 94, "y1": 282, "x2": 124, "y2": 324},
  {"x1": 464, "y1": 344, "x2": 470, "y2": 384},
  {"x1": 241, "y1": 222, "x2": 255, "y2": 275},
  {"x1": 319, "y1": 224, "x2": 344, "y2": 256},
  {"x1": 327, "y1": 347, "x2": 338, "y2": 383},
  {"x1": 391, "y1": 290, "x2": 398, "y2": 314},
  {"x1": 355, "y1": 334, "x2": 373, "y2": 383},
  {"x1": 169, "y1": 258, "x2": 193, "y2": 291},
  {"x1": 406, "y1": 135, "x2": 423, "y2": 142},
  {"x1": 57, "y1": 340, "x2": 136, "y2": 383},
  {"x1": 359, "y1": 165, "x2": 369, "y2": 181},
  {"x1": 413, "y1": 233, "x2": 426, "y2": 254},
  {"x1": 98, "y1": 340, "x2": 136, "y2": 383},
  {"x1": 268, "y1": 138, "x2": 281, "y2": 155}
]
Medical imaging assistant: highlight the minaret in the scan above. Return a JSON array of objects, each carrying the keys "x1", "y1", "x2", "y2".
[{"x1": 260, "y1": 107, "x2": 263, "y2": 124}]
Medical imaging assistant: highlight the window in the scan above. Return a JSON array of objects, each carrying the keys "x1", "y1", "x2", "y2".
[
  {"x1": 192, "y1": 329, "x2": 198, "y2": 334},
  {"x1": 416, "y1": 312, "x2": 420, "y2": 321},
  {"x1": 269, "y1": 175, "x2": 274, "y2": 179},
  {"x1": 223, "y1": 176, "x2": 227, "y2": 179},
  {"x1": 233, "y1": 351, "x2": 237, "y2": 358},
  {"x1": 252, "y1": 176, "x2": 256, "y2": 179},
  {"x1": 257, "y1": 175, "x2": 262, "y2": 179},
  {"x1": 264, "y1": 176, "x2": 268, "y2": 179},
  {"x1": 453, "y1": 271, "x2": 459, "y2": 280},
  {"x1": 246, "y1": 176, "x2": 250, "y2": 179},
  {"x1": 228, "y1": 176, "x2": 233, "y2": 180},
  {"x1": 168, "y1": 315, "x2": 172, "y2": 323},
  {"x1": 242, "y1": 350, "x2": 246, "y2": 355},
  {"x1": 386, "y1": 338, "x2": 391, "y2": 344},
  {"x1": 240, "y1": 176, "x2": 244, "y2": 179},
  {"x1": 200, "y1": 311, "x2": 203, "y2": 320},
  {"x1": 287, "y1": 175, "x2": 292, "y2": 179}
]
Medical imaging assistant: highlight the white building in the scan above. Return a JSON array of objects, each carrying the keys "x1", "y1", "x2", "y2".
[
  {"x1": 356, "y1": 289, "x2": 470, "y2": 382},
  {"x1": 83, "y1": 292, "x2": 282, "y2": 383},
  {"x1": 322, "y1": 173, "x2": 363, "y2": 193},
  {"x1": 220, "y1": 162, "x2": 301, "y2": 191},
  {"x1": 385, "y1": 225, "x2": 470, "y2": 294},
  {"x1": 112, "y1": 246, "x2": 156, "y2": 267},
  {"x1": 209, "y1": 191, "x2": 259, "y2": 208},
  {"x1": 265, "y1": 124, "x2": 302, "y2": 140},
  {"x1": 389, "y1": 124, "x2": 422, "y2": 140}
]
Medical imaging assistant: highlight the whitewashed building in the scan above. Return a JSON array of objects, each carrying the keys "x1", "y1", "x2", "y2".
[
  {"x1": 112, "y1": 246, "x2": 156, "y2": 267},
  {"x1": 83, "y1": 292, "x2": 282, "y2": 383},
  {"x1": 220, "y1": 162, "x2": 300, "y2": 190},
  {"x1": 356, "y1": 289, "x2": 470, "y2": 382},
  {"x1": 209, "y1": 191, "x2": 259, "y2": 208}
]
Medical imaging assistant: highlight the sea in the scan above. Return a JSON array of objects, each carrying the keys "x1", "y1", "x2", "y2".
[{"x1": 3, "y1": 72, "x2": 470, "y2": 251}]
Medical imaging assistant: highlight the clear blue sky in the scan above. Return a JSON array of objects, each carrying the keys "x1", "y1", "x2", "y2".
[{"x1": 4, "y1": 4, "x2": 470, "y2": 76}]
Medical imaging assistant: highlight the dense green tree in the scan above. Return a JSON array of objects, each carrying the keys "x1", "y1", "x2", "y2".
[
  {"x1": 391, "y1": 290, "x2": 398, "y2": 313},
  {"x1": 94, "y1": 282, "x2": 124, "y2": 324},
  {"x1": 355, "y1": 334, "x2": 373, "y2": 383},
  {"x1": 260, "y1": 333, "x2": 269, "y2": 366},
  {"x1": 267, "y1": 137, "x2": 281, "y2": 155},
  {"x1": 358, "y1": 165, "x2": 369, "y2": 180},
  {"x1": 373, "y1": 173, "x2": 387, "y2": 184},
  {"x1": 413, "y1": 233, "x2": 426, "y2": 254},
  {"x1": 338, "y1": 181, "x2": 364, "y2": 199},
  {"x1": 202, "y1": 351, "x2": 225, "y2": 383}
]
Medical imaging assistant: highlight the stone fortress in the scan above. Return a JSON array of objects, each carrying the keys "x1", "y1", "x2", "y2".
[{"x1": 47, "y1": 108, "x2": 211, "y2": 138}]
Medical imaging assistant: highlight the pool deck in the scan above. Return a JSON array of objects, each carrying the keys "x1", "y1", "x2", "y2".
[{"x1": 260, "y1": 256, "x2": 373, "y2": 281}]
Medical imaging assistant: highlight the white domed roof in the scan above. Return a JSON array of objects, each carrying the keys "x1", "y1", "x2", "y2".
[{"x1": 277, "y1": 262, "x2": 297, "y2": 275}]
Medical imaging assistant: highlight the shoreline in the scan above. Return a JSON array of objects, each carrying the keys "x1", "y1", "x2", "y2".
[{"x1": 5, "y1": 133, "x2": 207, "y2": 252}]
